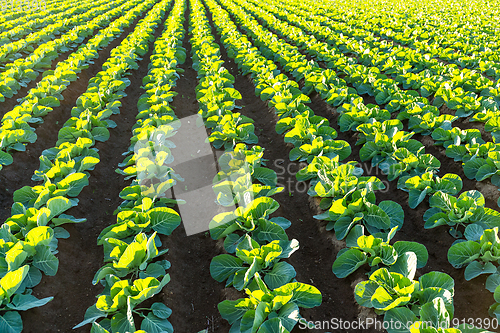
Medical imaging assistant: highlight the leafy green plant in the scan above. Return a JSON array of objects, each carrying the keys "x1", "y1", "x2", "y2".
[
  {"x1": 212, "y1": 144, "x2": 283, "y2": 206},
  {"x1": 298, "y1": 156, "x2": 384, "y2": 210},
  {"x1": 209, "y1": 197, "x2": 291, "y2": 250},
  {"x1": 74, "y1": 275, "x2": 172, "y2": 332},
  {"x1": 432, "y1": 127, "x2": 484, "y2": 149},
  {"x1": 283, "y1": 117, "x2": 337, "y2": 147},
  {"x1": 332, "y1": 229, "x2": 428, "y2": 278},
  {"x1": 424, "y1": 191, "x2": 500, "y2": 237},
  {"x1": 403, "y1": 172, "x2": 462, "y2": 209},
  {"x1": 218, "y1": 273, "x2": 321, "y2": 333},
  {"x1": 408, "y1": 113, "x2": 457, "y2": 136},
  {"x1": 448, "y1": 226, "x2": 500, "y2": 280},
  {"x1": 289, "y1": 136, "x2": 351, "y2": 163},
  {"x1": 359, "y1": 128, "x2": 423, "y2": 167},
  {"x1": 320, "y1": 188, "x2": 404, "y2": 240},
  {"x1": 355, "y1": 268, "x2": 454, "y2": 315},
  {"x1": 464, "y1": 151, "x2": 500, "y2": 182},
  {"x1": 207, "y1": 112, "x2": 258, "y2": 150},
  {"x1": 211, "y1": 235, "x2": 297, "y2": 290},
  {"x1": 379, "y1": 148, "x2": 440, "y2": 184}
]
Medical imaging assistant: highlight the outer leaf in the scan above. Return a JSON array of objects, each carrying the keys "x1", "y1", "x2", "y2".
[
  {"x1": 447, "y1": 241, "x2": 481, "y2": 268},
  {"x1": 331, "y1": 248, "x2": 367, "y2": 278},
  {"x1": 148, "y1": 208, "x2": 181, "y2": 236},
  {"x1": 140, "y1": 313, "x2": 173, "y2": 333},
  {"x1": 264, "y1": 262, "x2": 296, "y2": 289},
  {"x1": 464, "y1": 261, "x2": 497, "y2": 281},
  {"x1": 393, "y1": 241, "x2": 429, "y2": 268},
  {"x1": 210, "y1": 254, "x2": 244, "y2": 282},
  {"x1": 7, "y1": 294, "x2": 53, "y2": 311},
  {"x1": 384, "y1": 307, "x2": 418, "y2": 333},
  {"x1": 32, "y1": 246, "x2": 58, "y2": 276},
  {"x1": 0, "y1": 312, "x2": 22, "y2": 333},
  {"x1": 389, "y1": 252, "x2": 417, "y2": 280}
]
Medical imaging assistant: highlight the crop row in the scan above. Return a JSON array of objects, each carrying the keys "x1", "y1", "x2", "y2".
[
  {"x1": 0, "y1": 0, "x2": 163, "y2": 330},
  {"x1": 189, "y1": 0, "x2": 322, "y2": 331},
  {"x1": 0, "y1": 0, "x2": 131, "y2": 102},
  {"x1": 0, "y1": 0, "x2": 95, "y2": 46},
  {"x1": 0, "y1": 0, "x2": 62, "y2": 29},
  {"x1": 305, "y1": 0, "x2": 500, "y2": 75},
  {"x1": 2, "y1": 0, "x2": 500, "y2": 332},
  {"x1": 73, "y1": 0, "x2": 185, "y2": 331},
  {"x1": 205, "y1": 0, "x2": 500, "y2": 330},
  {"x1": 240, "y1": 0, "x2": 500, "y2": 202},
  {"x1": 0, "y1": 0, "x2": 113, "y2": 65},
  {"x1": 0, "y1": 0, "x2": 155, "y2": 171}
]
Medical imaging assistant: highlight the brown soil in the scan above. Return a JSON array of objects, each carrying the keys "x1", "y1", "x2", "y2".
[{"x1": 0, "y1": 1, "x2": 497, "y2": 333}]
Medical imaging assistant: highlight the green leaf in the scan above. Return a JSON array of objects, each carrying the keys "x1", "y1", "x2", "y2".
[
  {"x1": 111, "y1": 311, "x2": 135, "y2": 333},
  {"x1": 345, "y1": 225, "x2": 365, "y2": 247},
  {"x1": 447, "y1": 241, "x2": 481, "y2": 268},
  {"x1": 39, "y1": 96, "x2": 59, "y2": 107},
  {"x1": 26, "y1": 226, "x2": 53, "y2": 247},
  {"x1": 91, "y1": 322, "x2": 110, "y2": 333},
  {"x1": 419, "y1": 271, "x2": 455, "y2": 292},
  {"x1": 253, "y1": 167, "x2": 277, "y2": 186},
  {"x1": 150, "y1": 303, "x2": 172, "y2": 319},
  {"x1": 258, "y1": 221, "x2": 288, "y2": 242},
  {"x1": 218, "y1": 298, "x2": 253, "y2": 325},
  {"x1": 53, "y1": 227, "x2": 70, "y2": 239},
  {"x1": 464, "y1": 158, "x2": 487, "y2": 179},
  {"x1": 274, "y1": 282, "x2": 322, "y2": 308},
  {"x1": 354, "y1": 280, "x2": 379, "y2": 308},
  {"x1": 115, "y1": 242, "x2": 146, "y2": 270},
  {"x1": 257, "y1": 317, "x2": 288, "y2": 333},
  {"x1": 246, "y1": 197, "x2": 279, "y2": 220},
  {"x1": 429, "y1": 191, "x2": 455, "y2": 211},
  {"x1": 464, "y1": 261, "x2": 497, "y2": 281},
  {"x1": 0, "y1": 311, "x2": 23, "y2": 333},
  {"x1": 57, "y1": 173, "x2": 89, "y2": 197},
  {"x1": 0, "y1": 151, "x2": 13, "y2": 166},
  {"x1": 0, "y1": 265, "x2": 29, "y2": 298},
  {"x1": 486, "y1": 273, "x2": 500, "y2": 293},
  {"x1": 51, "y1": 214, "x2": 86, "y2": 226},
  {"x1": 389, "y1": 252, "x2": 417, "y2": 280},
  {"x1": 379, "y1": 201, "x2": 404, "y2": 229},
  {"x1": 393, "y1": 241, "x2": 429, "y2": 268},
  {"x1": 91, "y1": 127, "x2": 110, "y2": 142},
  {"x1": 364, "y1": 204, "x2": 391, "y2": 230},
  {"x1": 419, "y1": 297, "x2": 450, "y2": 329},
  {"x1": 210, "y1": 254, "x2": 244, "y2": 282},
  {"x1": 13, "y1": 186, "x2": 36, "y2": 204},
  {"x1": 408, "y1": 188, "x2": 428, "y2": 209},
  {"x1": 33, "y1": 246, "x2": 59, "y2": 276},
  {"x1": 464, "y1": 224, "x2": 485, "y2": 242},
  {"x1": 148, "y1": 208, "x2": 181, "y2": 236},
  {"x1": 332, "y1": 248, "x2": 367, "y2": 278},
  {"x1": 7, "y1": 294, "x2": 53, "y2": 311},
  {"x1": 23, "y1": 266, "x2": 42, "y2": 288},
  {"x1": 384, "y1": 307, "x2": 418, "y2": 333},
  {"x1": 264, "y1": 262, "x2": 296, "y2": 289},
  {"x1": 46, "y1": 196, "x2": 72, "y2": 219},
  {"x1": 275, "y1": 302, "x2": 300, "y2": 331},
  {"x1": 140, "y1": 313, "x2": 173, "y2": 333},
  {"x1": 494, "y1": 284, "x2": 500, "y2": 303}
]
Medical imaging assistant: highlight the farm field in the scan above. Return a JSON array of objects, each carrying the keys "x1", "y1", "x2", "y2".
[{"x1": 1, "y1": 0, "x2": 500, "y2": 332}]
